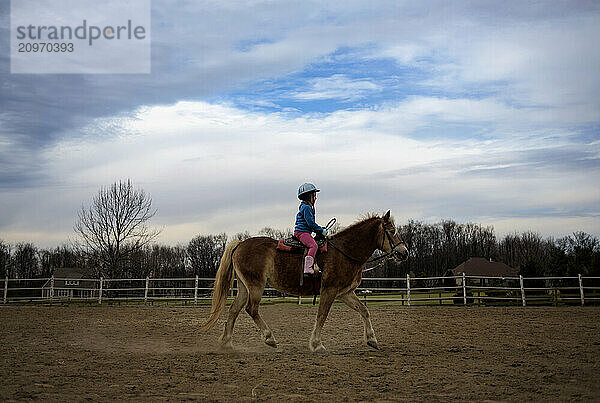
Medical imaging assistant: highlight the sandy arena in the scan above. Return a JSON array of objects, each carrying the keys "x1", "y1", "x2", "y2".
[{"x1": 1, "y1": 304, "x2": 599, "y2": 401}]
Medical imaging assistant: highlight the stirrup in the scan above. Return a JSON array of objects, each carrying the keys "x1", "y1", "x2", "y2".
[
  {"x1": 300, "y1": 266, "x2": 319, "y2": 287},
  {"x1": 303, "y1": 269, "x2": 321, "y2": 278},
  {"x1": 303, "y1": 263, "x2": 320, "y2": 277}
]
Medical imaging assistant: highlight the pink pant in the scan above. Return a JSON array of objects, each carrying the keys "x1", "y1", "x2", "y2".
[{"x1": 294, "y1": 231, "x2": 318, "y2": 258}]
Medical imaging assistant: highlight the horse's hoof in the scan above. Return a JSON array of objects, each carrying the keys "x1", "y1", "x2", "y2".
[
  {"x1": 367, "y1": 339, "x2": 380, "y2": 350},
  {"x1": 310, "y1": 342, "x2": 326, "y2": 353},
  {"x1": 219, "y1": 341, "x2": 234, "y2": 352},
  {"x1": 265, "y1": 338, "x2": 278, "y2": 348},
  {"x1": 314, "y1": 344, "x2": 327, "y2": 353}
]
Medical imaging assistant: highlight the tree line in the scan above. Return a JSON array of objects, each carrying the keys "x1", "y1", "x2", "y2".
[
  {"x1": 378, "y1": 220, "x2": 600, "y2": 278},
  {"x1": 1, "y1": 222, "x2": 599, "y2": 280},
  {"x1": 1, "y1": 180, "x2": 598, "y2": 280}
]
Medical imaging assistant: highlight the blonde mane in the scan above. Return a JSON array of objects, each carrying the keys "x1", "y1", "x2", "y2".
[{"x1": 334, "y1": 212, "x2": 395, "y2": 237}]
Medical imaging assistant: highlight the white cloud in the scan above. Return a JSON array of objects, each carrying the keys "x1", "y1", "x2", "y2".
[
  {"x1": 2, "y1": 96, "x2": 596, "y2": 247},
  {"x1": 291, "y1": 74, "x2": 382, "y2": 101},
  {"x1": 378, "y1": 42, "x2": 430, "y2": 65},
  {"x1": 371, "y1": 9, "x2": 600, "y2": 124}
]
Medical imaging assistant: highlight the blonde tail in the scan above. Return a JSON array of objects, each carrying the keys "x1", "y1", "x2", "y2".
[{"x1": 200, "y1": 240, "x2": 242, "y2": 331}]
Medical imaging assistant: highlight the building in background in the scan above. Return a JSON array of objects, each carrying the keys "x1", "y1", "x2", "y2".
[
  {"x1": 42, "y1": 267, "x2": 97, "y2": 299},
  {"x1": 452, "y1": 258, "x2": 518, "y2": 285}
]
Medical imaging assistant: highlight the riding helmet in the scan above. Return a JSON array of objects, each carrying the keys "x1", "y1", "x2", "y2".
[{"x1": 298, "y1": 182, "x2": 320, "y2": 198}]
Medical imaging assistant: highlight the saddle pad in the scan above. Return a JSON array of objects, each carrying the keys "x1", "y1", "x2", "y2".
[{"x1": 276, "y1": 236, "x2": 327, "y2": 253}]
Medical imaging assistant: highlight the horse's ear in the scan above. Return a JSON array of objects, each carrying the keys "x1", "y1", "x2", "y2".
[{"x1": 383, "y1": 210, "x2": 391, "y2": 221}]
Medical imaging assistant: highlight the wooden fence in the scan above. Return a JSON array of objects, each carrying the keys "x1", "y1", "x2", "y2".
[{"x1": 2, "y1": 274, "x2": 599, "y2": 306}]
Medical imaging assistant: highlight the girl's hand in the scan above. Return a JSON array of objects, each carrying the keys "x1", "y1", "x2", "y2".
[{"x1": 321, "y1": 228, "x2": 328, "y2": 236}]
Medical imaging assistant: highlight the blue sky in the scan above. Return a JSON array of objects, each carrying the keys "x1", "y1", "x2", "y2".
[{"x1": 1, "y1": 0, "x2": 599, "y2": 247}]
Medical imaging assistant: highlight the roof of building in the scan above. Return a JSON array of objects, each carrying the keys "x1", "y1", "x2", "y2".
[
  {"x1": 53, "y1": 267, "x2": 94, "y2": 279},
  {"x1": 451, "y1": 257, "x2": 518, "y2": 277}
]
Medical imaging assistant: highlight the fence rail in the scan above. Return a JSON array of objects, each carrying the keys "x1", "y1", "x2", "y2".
[{"x1": 2, "y1": 274, "x2": 599, "y2": 306}]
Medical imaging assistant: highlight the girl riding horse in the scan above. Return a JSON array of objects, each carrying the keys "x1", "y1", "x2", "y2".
[
  {"x1": 294, "y1": 182, "x2": 328, "y2": 275},
  {"x1": 201, "y1": 210, "x2": 408, "y2": 352}
]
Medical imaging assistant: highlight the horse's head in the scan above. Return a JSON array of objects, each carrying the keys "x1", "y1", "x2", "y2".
[{"x1": 379, "y1": 210, "x2": 409, "y2": 262}]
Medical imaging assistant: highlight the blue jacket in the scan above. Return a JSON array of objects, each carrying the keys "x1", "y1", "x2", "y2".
[{"x1": 295, "y1": 201, "x2": 324, "y2": 234}]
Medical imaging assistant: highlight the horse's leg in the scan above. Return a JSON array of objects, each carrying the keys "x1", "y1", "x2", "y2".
[
  {"x1": 309, "y1": 287, "x2": 337, "y2": 352},
  {"x1": 218, "y1": 278, "x2": 249, "y2": 350},
  {"x1": 245, "y1": 282, "x2": 278, "y2": 348},
  {"x1": 338, "y1": 291, "x2": 379, "y2": 350}
]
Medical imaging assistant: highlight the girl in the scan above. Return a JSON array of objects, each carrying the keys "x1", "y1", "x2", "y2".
[{"x1": 294, "y1": 182, "x2": 328, "y2": 275}]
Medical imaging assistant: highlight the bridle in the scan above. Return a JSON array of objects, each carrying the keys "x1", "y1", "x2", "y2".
[
  {"x1": 366, "y1": 220, "x2": 407, "y2": 270},
  {"x1": 327, "y1": 218, "x2": 407, "y2": 269},
  {"x1": 381, "y1": 221, "x2": 405, "y2": 255}
]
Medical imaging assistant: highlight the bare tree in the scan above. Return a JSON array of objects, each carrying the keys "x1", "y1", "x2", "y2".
[
  {"x1": 0, "y1": 240, "x2": 11, "y2": 278},
  {"x1": 38, "y1": 244, "x2": 80, "y2": 277},
  {"x1": 74, "y1": 179, "x2": 161, "y2": 278},
  {"x1": 188, "y1": 233, "x2": 227, "y2": 276},
  {"x1": 232, "y1": 231, "x2": 251, "y2": 241},
  {"x1": 127, "y1": 244, "x2": 188, "y2": 278},
  {"x1": 11, "y1": 242, "x2": 39, "y2": 279},
  {"x1": 258, "y1": 227, "x2": 292, "y2": 239}
]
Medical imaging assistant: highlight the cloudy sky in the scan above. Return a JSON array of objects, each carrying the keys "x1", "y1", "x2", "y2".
[{"x1": 1, "y1": 0, "x2": 599, "y2": 247}]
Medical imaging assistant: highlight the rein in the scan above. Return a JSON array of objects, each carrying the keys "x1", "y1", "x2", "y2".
[
  {"x1": 327, "y1": 240, "x2": 363, "y2": 263},
  {"x1": 326, "y1": 218, "x2": 406, "y2": 272}
]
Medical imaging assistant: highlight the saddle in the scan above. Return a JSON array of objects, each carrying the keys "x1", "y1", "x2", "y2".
[
  {"x1": 276, "y1": 234, "x2": 328, "y2": 253},
  {"x1": 276, "y1": 234, "x2": 327, "y2": 304}
]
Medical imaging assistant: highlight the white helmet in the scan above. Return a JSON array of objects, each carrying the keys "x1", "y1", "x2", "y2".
[{"x1": 297, "y1": 182, "x2": 320, "y2": 198}]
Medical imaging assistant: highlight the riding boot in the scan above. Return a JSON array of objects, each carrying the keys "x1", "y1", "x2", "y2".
[{"x1": 303, "y1": 256, "x2": 315, "y2": 275}]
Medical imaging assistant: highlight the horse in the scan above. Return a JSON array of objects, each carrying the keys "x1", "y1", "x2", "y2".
[{"x1": 201, "y1": 210, "x2": 409, "y2": 352}]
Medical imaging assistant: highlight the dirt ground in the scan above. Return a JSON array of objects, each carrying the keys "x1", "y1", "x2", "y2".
[{"x1": 0, "y1": 304, "x2": 599, "y2": 402}]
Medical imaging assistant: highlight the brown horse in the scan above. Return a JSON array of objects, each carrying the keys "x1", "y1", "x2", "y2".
[{"x1": 201, "y1": 210, "x2": 408, "y2": 352}]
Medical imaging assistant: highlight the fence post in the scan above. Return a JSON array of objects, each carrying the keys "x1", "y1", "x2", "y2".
[
  {"x1": 462, "y1": 272, "x2": 467, "y2": 305},
  {"x1": 98, "y1": 277, "x2": 103, "y2": 304},
  {"x1": 144, "y1": 277, "x2": 149, "y2": 305},
  {"x1": 50, "y1": 275, "x2": 55, "y2": 303},
  {"x1": 578, "y1": 274, "x2": 584, "y2": 306},
  {"x1": 520, "y1": 275, "x2": 526, "y2": 307},
  {"x1": 406, "y1": 274, "x2": 411, "y2": 306},
  {"x1": 3, "y1": 274, "x2": 8, "y2": 304},
  {"x1": 194, "y1": 275, "x2": 198, "y2": 305}
]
